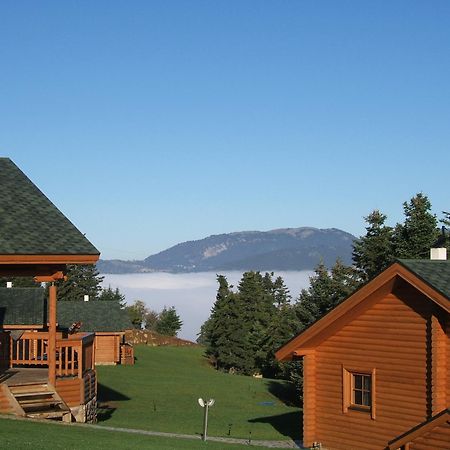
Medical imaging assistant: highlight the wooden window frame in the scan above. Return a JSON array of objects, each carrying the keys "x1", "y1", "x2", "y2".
[{"x1": 342, "y1": 366, "x2": 376, "y2": 419}]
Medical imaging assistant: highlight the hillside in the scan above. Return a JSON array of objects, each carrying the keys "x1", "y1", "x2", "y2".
[{"x1": 97, "y1": 227, "x2": 355, "y2": 273}]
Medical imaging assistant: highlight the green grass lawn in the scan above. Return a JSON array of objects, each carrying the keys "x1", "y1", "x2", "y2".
[
  {"x1": 0, "y1": 417, "x2": 255, "y2": 449},
  {"x1": 97, "y1": 345, "x2": 301, "y2": 441}
]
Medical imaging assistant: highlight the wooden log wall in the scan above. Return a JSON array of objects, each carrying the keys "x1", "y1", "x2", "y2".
[
  {"x1": 310, "y1": 292, "x2": 445, "y2": 450},
  {"x1": 55, "y1": 378, "x2": 82, "y2": 407},
  {"x1": 95, "y1": 334, "x2": 120, "y2": 364}
]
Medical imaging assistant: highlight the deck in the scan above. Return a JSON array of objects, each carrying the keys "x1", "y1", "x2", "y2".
[{"x1": 0, "y1": 368, "x2": 48, "y2": 386}]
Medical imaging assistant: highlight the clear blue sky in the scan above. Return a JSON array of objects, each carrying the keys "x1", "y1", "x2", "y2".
[{"x1": 1, "y1": 1, "x2": 449, "y2": 260}]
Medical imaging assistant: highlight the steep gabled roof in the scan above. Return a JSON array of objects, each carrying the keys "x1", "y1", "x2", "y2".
[
  {"x1": 57, "y1": 301, "x2": 132, "y2": 332},
  {"x1": 276, "y1": 260, "x2": 450, "y2": 361},
  {"x1": 0, "y1": 158, "x2": 99, "y2": 261}
]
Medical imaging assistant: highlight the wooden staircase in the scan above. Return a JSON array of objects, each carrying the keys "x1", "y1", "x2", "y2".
[{"x1": 4, "y1": 382, "x2": 72, "y2": 421}]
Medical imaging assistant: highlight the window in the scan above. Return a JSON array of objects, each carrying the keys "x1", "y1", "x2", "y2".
[
  {"x1": 342, "y1": 366, "x2": 376, "y2": 419},
  {"x1": 351, "y1": 373, "x2": 371, "y2": 407}
]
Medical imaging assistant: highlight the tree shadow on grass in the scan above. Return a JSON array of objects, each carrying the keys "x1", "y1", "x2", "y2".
[
  {"x1": 248, "y1": 410, "x2": 303, "y2": 441},
  {"x1": 266, "y1": 380, "x2": 302, "y2": 408},
  {"x1": 97, "y1": 383, "x2": 131, "y2": 422}
]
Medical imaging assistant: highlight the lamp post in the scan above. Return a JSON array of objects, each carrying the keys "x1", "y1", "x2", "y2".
[{"x1": 198, "y1": 398, "x2": 215, "y2": 441}]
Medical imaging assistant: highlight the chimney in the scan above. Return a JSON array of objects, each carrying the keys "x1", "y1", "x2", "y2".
[
  {"x1": 430, "y1": 248, "x2": 447, "y2": 260},
  {"x1": 6, "y1": 281, "x2": 12, "y2": 288},
  {"x1": 83, "y1": 295, "x2": 89, "y2": 302}
]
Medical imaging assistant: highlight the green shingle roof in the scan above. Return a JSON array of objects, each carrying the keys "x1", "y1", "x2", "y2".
[
  {"x1": 0, "y1": 158, "x2": 99, "y2": 255},
  {"x1": 57, "y1": 301, "x2": 132, "y2": 332},
  {"x1": 0, "y1": 288, "x2": 46, "y2": 325},
  {"x1": 398, "y1": 259, "x2": 450, "y2": 300}
]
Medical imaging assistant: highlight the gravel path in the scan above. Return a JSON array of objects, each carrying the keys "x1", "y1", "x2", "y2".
[{"x1": 90, "y1": 424, "x2": 304, "y2": 448}]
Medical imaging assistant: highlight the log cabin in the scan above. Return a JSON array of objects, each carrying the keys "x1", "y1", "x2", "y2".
[
  {"x1": 57, "y1": 301, "x2": 132, "y2": 365},
  {"x1": 0, "y1": 157, "x2": 100, "y2": 422},
  {"x1": 276, "y1": 257, "x2": 450, "y2": 450}
]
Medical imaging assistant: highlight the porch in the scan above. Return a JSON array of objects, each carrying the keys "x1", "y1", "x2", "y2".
[{"x1": 0, "y1": 331, "x2": 97, "y2": 421}]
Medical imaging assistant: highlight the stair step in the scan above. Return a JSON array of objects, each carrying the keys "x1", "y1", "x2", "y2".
[
  {"x1": 26, "y1": 410, "x2": 69, "y2": 419},
  {"x1": 14, "y1": 391, "x2": 55, "y2": 398},
  {"x1": 20, "y1": 399, "x2": 63, "y2": 408},
  {"x1": 9, "y1": 385, "x2": 49, "y2": 394}
]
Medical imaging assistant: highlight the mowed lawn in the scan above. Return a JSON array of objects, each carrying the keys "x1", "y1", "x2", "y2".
[
  {"x1": 97, "y1": 345, "x2": 301, "y2": 441},
  {"x1": 0, "y1": 417, "x2": 255, "y2": 449}
]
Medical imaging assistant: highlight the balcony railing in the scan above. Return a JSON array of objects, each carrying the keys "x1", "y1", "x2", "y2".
[{"x1": 7, "y1": 331, "x2": 95, "y2": 379}]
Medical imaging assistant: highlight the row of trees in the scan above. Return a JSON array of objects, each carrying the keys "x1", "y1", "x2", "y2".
[{"x1": 199, "y1": 193, "x2": 449, "y2": 400}]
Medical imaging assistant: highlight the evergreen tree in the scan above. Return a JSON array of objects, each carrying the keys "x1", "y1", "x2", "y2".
[
  {"x1": 98, "y1": 286, "x2": 126, "y2": 307},
  {"x1": 440, "y1": 211, "x2": 450, "y2": 250},
  {"x1": 352, "y1": 210, "x2": 394, "y2": 282},
  {"x1": 199, "y1": 275, "x2": 233, "y2": 349},
  {"x1": 294, "y1": 260, "x2": 358, "y2": 330},
  {"x1": 155, "y1": 306, "x2": 183, "y2": 336},
  {"x1": 201, "y1": 275, "x2": 252, "y2": 372},
  {"x1": 56, "y1": 264, "x2": 104, "y2": 301},
  {"x1": 238, "y1": 271, "x2": 276, "y2": 373},
  {"x1": 202, "y1": 272, "x2": 287, "y2": 375},
  {"x1": 393, "y1": 193, "x2": 439, "y2": 259}
]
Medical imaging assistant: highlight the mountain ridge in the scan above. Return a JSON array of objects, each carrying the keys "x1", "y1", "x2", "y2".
[{"x1": 97, "y1": 227, "x2": 356, "y2": 274}]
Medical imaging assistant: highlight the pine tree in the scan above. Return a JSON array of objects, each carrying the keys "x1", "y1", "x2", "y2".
[
  {"x1": 393, "y1": 193, "x2": 439, "y2": 259},
  {"x1": 352, "y1": 210, "x2": 394, "y2": 282},
  {"x1": 202, "y1": 275, "x2": 252, "y2": 372},
  {"x1": 201, "y1": 272, "x2": 280, "y2": 375},
  {"x1": 440, "y1": 211, "x2": 450, "y2": 250},
  {"x1": 156, "y1": 306, "x2": 183, "y2": 336},
  {"x1": 294, "y1": 260, "x2": 358, "y2": 330},
  {"x1": 98, "y1": 286, "x2": 126, "y2": 307},
  {"x1": 238, "y1": 271, "x2": 277, "y2": 373},
  {"x1": 56, "y1": 264, "x2": 104, "y2": 301}
]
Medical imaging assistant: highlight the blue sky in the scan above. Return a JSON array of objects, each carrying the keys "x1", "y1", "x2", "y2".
[{"x1": 1, "y1": 1, "x2": 449, "y2": 260}]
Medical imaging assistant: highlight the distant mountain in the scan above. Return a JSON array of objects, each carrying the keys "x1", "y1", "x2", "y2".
[{"x1": 97, "y1": 227, "x2": 356, "y2": 274}]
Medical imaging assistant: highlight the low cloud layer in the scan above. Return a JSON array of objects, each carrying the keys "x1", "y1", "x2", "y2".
[{"x1": 102, "y1": 271, "x2": 313, "y2": 341}]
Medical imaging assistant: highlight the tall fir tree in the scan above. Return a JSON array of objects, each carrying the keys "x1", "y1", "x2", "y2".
[
  {"x1": 392, "y1": 193, "x2": 439, "y2": 259},
  {"x1": 352, "y1": 210, "x2": 394, "y2": 282},
  {"x1": 238, "y1": 271, "x2": 277, "y2": 373},
  {"x1": 55, "y1": 264, "x2": 104, "y2": 301},
  {"x1": 98, "y1": 286, "x2": 126, "y2": 307},
  {"x1": 295, "y1": 260, "x2": 359, "y2": 330},
  {"x1": 155, "y1": 306, "x2": 183, "y2": 336}
]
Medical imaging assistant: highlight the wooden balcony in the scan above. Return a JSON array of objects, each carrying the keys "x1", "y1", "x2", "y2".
[{"x1": 7, "y1": 331, "x2": 95, "y2": 380}]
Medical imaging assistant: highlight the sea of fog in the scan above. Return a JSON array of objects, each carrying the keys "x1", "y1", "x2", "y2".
[{"x1": 101, "y1": 271, "x2": 313, "y2": 342}]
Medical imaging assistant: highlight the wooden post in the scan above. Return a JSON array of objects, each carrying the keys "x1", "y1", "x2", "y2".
[{"x1": 48, "y1": 283, "x2": 57, "y2": 386}]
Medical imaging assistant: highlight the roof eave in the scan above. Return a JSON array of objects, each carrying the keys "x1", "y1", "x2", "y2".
[{"x1": 0, "y1": 254, "x2": 100, "y2": 264}]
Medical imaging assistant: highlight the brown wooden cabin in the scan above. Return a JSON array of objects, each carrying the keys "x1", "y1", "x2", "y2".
[
  {"x1": 57, "y1": 301, "x2": 132, "y2": 365},
  {"x1": 276, "y1": 258, "x2": 450, "y2": 450},
  {"x1": 0, "y1": 158, "x2": 100, "y2": 423}
]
